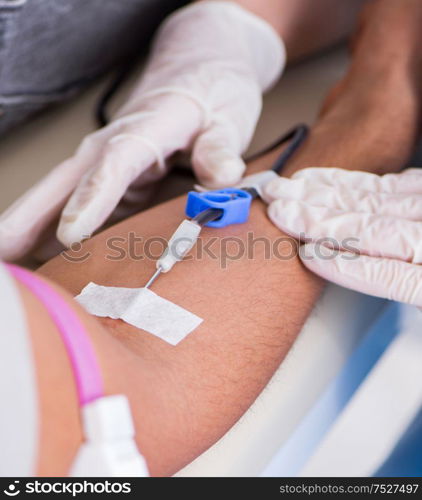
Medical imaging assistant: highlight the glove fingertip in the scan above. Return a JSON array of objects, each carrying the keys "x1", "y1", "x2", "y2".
[
  {"x1": 193, "y1": 153, "x2": 246, "y2": 188},
  {"x1": 56, "y1": 217, "x2": 91, "y2": 249}
]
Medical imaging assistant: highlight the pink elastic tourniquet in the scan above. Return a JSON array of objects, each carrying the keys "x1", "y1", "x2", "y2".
[{"x1": 7, "y1": 264, "x2": 103, "y2": 405}]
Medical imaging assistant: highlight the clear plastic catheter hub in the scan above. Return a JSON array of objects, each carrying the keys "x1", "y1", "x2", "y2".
[{"x1": 157, "y1": 219, "x2": 202, "y2": 273}]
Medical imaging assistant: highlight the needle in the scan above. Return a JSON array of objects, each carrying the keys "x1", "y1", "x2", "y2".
[{"x1": 145, "y1": 267, "x2": 162, "y2": 289}]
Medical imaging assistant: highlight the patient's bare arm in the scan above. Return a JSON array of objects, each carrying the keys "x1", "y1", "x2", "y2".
[
  {"x1": 27, "y1": 0, "x2": 422, "y2": 477},
  {"x1": 280, "y1": 0, "x2": 422, "y2": 176},
  {"x1": 38, "y1": 10, "x2": 422, "y2": 473},
  {"x1": 38, "y1": 188, "x2": 322, "y2": 476},
  {"x1": 212, "y1": 0, "x2": 369, "y2": 62}
]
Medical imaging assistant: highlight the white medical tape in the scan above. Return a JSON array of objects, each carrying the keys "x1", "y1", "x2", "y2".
[
  {"x1": 0, "y1": 262, "x2": 38, "y2": 475},
  {"x1": 75, "y1": 282, "x2": 203, "y2": 345}
]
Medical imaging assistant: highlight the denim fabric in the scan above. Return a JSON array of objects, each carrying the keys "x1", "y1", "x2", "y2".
[{"x1": 0, "y1": 0, "x2": 187, "y2": 135}]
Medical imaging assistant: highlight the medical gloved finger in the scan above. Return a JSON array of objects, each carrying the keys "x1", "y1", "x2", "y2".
[
  {"x1": 58, "y1": 94, "x2": 206, "y2": 246},
  {"x1": 57, "y1": 102, "x2": 201, "y2": 247},
  {"x1": 57, "y1": 138, "x2": 159, "y2": 246},
  {"x1": 267, "y1": 199, "x2": 422, "y2": 263},
  {"x1": 107, "y1": 183, "x2": 157, "y2": 224},
  {"x1": 292, "y1": 167, "x2": 422, "y2": 194},
  {"x1": 300, "y1": 243, "x2": 422, "y2": 307},
  {"x1": 191, "y1": 123, "x2": 246, "y2": 188},
  {"x1": 32, "y1": 182, "x2": 156, "y2": 263},
  {"x1": 0, "y1": 131, "x2": 109, "y2": 260},
  {"x1": 263, "y1": 176, "x2": 422, "y2": 220}
]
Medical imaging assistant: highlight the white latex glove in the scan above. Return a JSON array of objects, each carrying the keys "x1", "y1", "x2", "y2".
[
  {"x1": 0, "y1": 1, "x2": 285, "y2": 259},
  {"x1": 263, "y1": 167, "x2": 422, "y2": 307}
]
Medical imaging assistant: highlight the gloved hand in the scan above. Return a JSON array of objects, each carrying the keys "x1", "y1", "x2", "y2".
[
  {"x1": 263, "y1": 167, "x2": 422, "y2": 307},
  {"x1": 0, "y1": 1, "x2": 285, "y2": 259}
]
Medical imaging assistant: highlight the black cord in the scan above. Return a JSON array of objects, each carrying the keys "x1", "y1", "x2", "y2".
[
  {"x1": 270, "y1": 124, "x2": 309, "y2": 173},
  {"x1": 192, "y1": 207, "x2": 224, "y2": 226},
  {"x1": 242, "y1": 124, "x2": 309, "y2": 201},
  {"x1": 244, "y1": 124, "x2": 309, "y2": 173}
]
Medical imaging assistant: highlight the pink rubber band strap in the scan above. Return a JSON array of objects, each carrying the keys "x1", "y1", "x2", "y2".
[{"x1": 7, "y1": 264, "x2": 103, "y2": 405}]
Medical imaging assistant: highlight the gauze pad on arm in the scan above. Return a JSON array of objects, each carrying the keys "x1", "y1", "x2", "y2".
[{"x1": 75, "y1": 282, "x2": 203, "y2": 345}]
